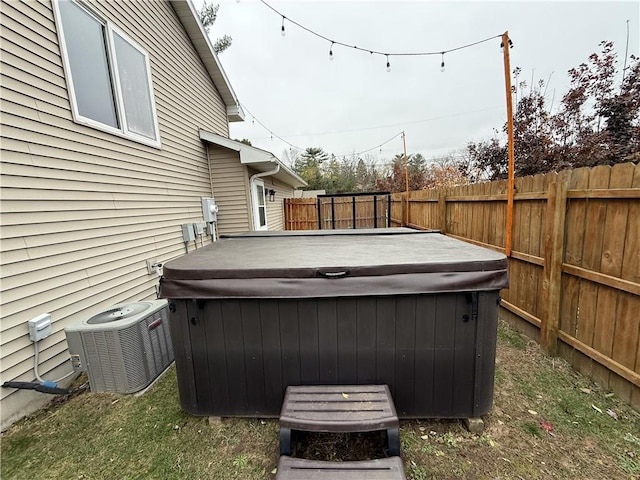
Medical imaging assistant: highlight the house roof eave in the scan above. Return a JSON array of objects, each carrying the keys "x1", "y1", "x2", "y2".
[
  {"x1": 169, "y1": 0, "x2": 245, "y2": 122},
  {"x1": 199, "y1": 130, "x2": 308, "y2": 188}
]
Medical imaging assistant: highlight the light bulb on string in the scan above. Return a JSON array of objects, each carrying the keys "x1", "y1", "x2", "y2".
[
  {"x1": 281, "y1": 16, "x2": 286, "y2": 36},
  {"x1": 440, "y1": 52, "x2": 445, "y2": 72},
  {"x1": 329, "y1": 42, "x2": 334, "y2": 60},
  {"x1": 386, "y1": 55, "x2": 391, "y2": 72},
  {"x1": 500, "y1": 39, "x2": 514, "y2": 52}
]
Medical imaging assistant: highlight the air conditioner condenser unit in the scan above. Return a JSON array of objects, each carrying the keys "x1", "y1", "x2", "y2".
[{"x1": 65, "y1": 300, "x2": 173, "y2": 394}]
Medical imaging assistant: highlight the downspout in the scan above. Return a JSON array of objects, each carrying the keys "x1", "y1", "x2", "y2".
[{"x1": 249, "y1": 160, "x2": 280, "y2": 230}]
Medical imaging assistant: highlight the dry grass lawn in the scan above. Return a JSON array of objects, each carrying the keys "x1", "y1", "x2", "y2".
[{"x1": 2, "y1": 321, "x2": 639, "y2": 479}]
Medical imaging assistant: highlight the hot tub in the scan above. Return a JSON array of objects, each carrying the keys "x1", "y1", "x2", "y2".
[{"x1": 160, "y1": 229, "x2": 508, "y2": 418}]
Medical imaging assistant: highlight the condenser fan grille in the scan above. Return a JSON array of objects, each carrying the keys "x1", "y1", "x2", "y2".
[{"x1": 87, "y1": 303, "x2": 152, "y2": 324}]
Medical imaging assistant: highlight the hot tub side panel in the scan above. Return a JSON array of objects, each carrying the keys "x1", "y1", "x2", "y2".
[{"x1": 168, "y1": 292, "x2": 499, "y2": 418}]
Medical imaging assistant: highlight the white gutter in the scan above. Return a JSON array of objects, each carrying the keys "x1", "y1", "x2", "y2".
[{"x1": 249, "y1": 161, "x2": 280, "y2": 189}]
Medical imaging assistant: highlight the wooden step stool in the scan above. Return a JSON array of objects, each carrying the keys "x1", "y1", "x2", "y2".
[
  {"x1": 279, "y1": 385, "x2": 400, "y2": 457},
  {"x1": 276, "y1": 455, "x2": 407, "y2": 479}
]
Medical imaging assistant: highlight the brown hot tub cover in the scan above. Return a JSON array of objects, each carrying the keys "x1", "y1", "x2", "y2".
[{"x1": 160, "y1": 229, "x2": 508, "y2": 299}]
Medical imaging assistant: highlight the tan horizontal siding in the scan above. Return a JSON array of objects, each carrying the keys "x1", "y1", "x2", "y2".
[
  {"x1": 1, "y1": 34, "x2": 64, "y2": 76},
  {"x1": 0, "y1": 0, "x2": 233, "y2": 426},
  {"x1": 3, "y1": 149, "x2": 211, "y2": 188},
  {"x1": 1, "y1": 127, "x2": 207, "y2": 179},
  {"x1": 0, "y1": 208, "x2": 196, "y2": 231},
  {"x1": 2, "y1": 86, "x2": 72, "y2": 120},
  {"x1": 1, "y1": 210, "x2": 205, "y2": 240},
  {"x1": 1, "y1": 48, "x2": 65, "y2": 88},
  {"x1": 1, "y1": 18, "x2": 62, "y2": 65},
  {"x1": 264, "y1": 177, "x2": 296, "y2": 231},
  {"x1": 2, "y1": 113, "x2": 209, "y2": 171},
  {"x1": 1, "y1": 74, "x2": 70, "y2": 109},
  {"x1": 1, "y1": 1, "x2": 58, "y2": 43},
  {"x1": 1, "y1": 62, "x2": 68, "y2": 99},
  {"x1": 207, "y1": 145, "x2": 251, "y2": 234},
  {"x1": 21, "y1": 0, "x2": 54, "y2": 20}
]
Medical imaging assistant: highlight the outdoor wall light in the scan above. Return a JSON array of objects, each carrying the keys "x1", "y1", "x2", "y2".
[{"x1": 268, "y1": 189, "x2": 276, "y2": 202}]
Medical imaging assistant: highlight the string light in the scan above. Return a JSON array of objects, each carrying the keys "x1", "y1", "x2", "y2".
[
  {"x1": 258, "y1": 0, "x2": 505, "y2": 72},
  {"x1": 241, "y1": 103, "x2": 304, "y2": 151},
  {"x1": 440, "y1": 52, "x2": 445, "y2": 72},
  {"x1": 281, "y1": 16, "x2": 286, "y2": 36},
  {"x1": 241, "y1": 102, "x2": 503, "y2": 163},
  {"x1": 334, "y1": 132, "x2": 404, "y2": 157},
  {"x1": 500, "y1": 38, "x2": 514, "y2": 49},
  {"x1": 241, "y1": 102, "x2": 407, "y2": 161}
]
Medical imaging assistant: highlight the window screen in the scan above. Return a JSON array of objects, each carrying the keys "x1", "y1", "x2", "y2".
[
  {"x1": 58, "y1": 0, "x2": 118, "y2": 128},
  {"x1": 113, "y1": 32, "x2": 156, "y2": 140}
]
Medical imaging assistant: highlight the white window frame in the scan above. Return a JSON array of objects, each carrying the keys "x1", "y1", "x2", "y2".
[
  {"x1": 52, "y1": 0, "x2": 161, "y2": 148},
  {"x1": 251, "y1": 178, "x2": 268, "y2": 231}
]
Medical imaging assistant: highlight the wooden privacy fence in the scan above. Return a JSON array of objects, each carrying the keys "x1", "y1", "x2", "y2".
[
  {"x1": 389, "y1": 162, "x2": 639, "y2": 409},
  {"x1": 285, "y1": 193, "x2": 391, "y2": 230}
]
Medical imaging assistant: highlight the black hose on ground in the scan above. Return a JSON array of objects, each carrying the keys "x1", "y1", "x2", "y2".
[{"x1": 2, "y1": 380, "x2": 88, "y2": 395}]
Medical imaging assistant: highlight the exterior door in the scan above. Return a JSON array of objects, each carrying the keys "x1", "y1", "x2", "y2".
[{"x1": 252, "y1": 178, "x2": 268, "y2": 230}]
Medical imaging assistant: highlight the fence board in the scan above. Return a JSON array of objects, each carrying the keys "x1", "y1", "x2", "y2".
[
  {"x1": 621, "y1": 164, "x2": 640, "y2": 283},
  {"x1": 570, "y1": 167, "x2": 607, "y2": 378},
  {"x1": 520, "y1": 176, "x2": 533, "y2": 256}
]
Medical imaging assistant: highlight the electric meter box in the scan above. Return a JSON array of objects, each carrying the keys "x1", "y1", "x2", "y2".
[{"x1": 201, "y1": 197, "x2": 218, "y2": 223}]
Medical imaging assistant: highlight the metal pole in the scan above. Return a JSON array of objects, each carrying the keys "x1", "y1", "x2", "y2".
[
  {"x1": 352, "y1": 196, "x2": 356, "y2": 228},
  {"x1": 387, "y1": 194, "x2": 391, "y2": 227},
  {"x1": 502, "y1": 31, "x2": 515, "y2": 257},
  {"x1": 402, "y1": 131, "x2": 409, "y2": 226},
  {"x1": 317, "y1": 197, "x2": 322, "y2": 230},
  {"x1": 373, "y1": 195, "x2": 378, "y2": 228},
  {"x1": 331, "y1": 197, "x2": 336, "y2": 230}
]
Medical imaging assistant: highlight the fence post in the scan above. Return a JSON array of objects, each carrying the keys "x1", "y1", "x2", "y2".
[
  {"x1": 438, "y1": 190, "x2": 447, "y2": 233},
  {"x1": 540, "y1": 176, "x2": 568, "y2": 355}
]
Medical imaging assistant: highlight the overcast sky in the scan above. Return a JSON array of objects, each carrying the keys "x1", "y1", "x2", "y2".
[{"x1": 201, "y1": 1, "x2": 638, "y2": 164}]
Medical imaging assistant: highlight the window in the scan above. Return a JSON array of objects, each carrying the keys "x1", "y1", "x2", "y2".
[
  {"x1": 54, "y1": 0, "x2": 160, "y2": 147},
  {"x1": 252, "y1": 179, "x2": 268, "y2": 230}
]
